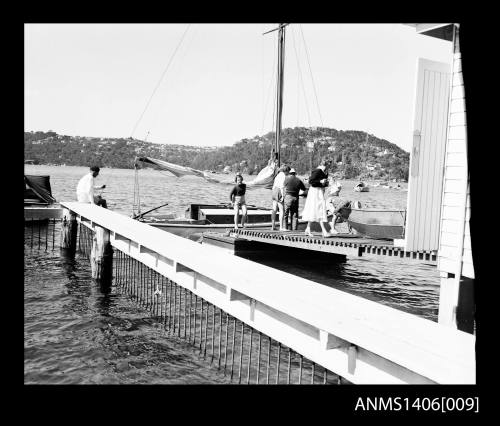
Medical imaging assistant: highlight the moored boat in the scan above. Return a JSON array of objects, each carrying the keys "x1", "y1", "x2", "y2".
[
  {"x1": 141, "y1": 203, "x2": 277, "y2": 239},
  {"x1": 354, "y1": 182, "x2": 370, "y2": 192},
  {"x1": 25, "y1": 175, "x2": 57, "y2": 206},
  {"x1": 24, "y1": 174, "x2": 61, "y2": 220},
  {"x1": 347, "y1": 207, "x2": 406, "y2": 239}
]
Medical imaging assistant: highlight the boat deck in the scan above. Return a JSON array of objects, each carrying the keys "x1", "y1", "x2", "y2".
[
  {"x1": 24, "y1": 204, "x2": 63, "y2": 220},
  {"x1": 230, "y1": 228, "x2": 437, "y2": 264}
]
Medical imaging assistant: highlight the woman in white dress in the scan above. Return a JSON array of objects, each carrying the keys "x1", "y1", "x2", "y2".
[{"x1": 302, "y1": 158, "x2": 337, "y2": 237}]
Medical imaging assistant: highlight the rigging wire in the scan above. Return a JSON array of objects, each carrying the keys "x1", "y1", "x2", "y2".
[
  {"x1": 146, "y1": 24, "x2": 199, "y2": 143},
  {"x1": 261, "y1": 30, "x2": 278, "y2": 135},
  {"x1": 295, "y1": 29, "x2": 301, "y2": 128},
  {"x1": 291, "y1": 26, "x2": 312, "y2": 128},
  {"x1": 130, "y1": 24, "x2": 192, "y2": 139},
  {"x1": 132, "y1": 159, "x2": 141, "y2": 216},
  {"x1": 299, "y1": 25, "x2": 324, "y2": 127}
]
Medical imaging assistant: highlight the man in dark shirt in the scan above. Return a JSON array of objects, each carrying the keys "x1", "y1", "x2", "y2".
[{"x1": 282, "y1": 168, "x2": 306, "y2": 230}]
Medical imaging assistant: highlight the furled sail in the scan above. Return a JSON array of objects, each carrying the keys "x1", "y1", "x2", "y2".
[
  {"x1": 245, "y1": 160, "x2": 277, "y2": 189},
  {"x1": 137, "y1": 157, "x2": 223, "y2": 184}
]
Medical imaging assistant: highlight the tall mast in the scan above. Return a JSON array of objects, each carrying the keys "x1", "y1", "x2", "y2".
[
  {"x1": 264, "y1": 23, "x2": 288, "y2": 167},
  {"x1": 275, "y1": 24, "x2": 286, "y2": 167}
]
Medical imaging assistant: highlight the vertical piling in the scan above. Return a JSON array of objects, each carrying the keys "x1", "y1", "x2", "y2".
[
  {"x1": 90, "y1": 225, "x2": 113, "y2": 286},
  {"x1": 60, "y1": 209, "x2": 78, "y2": 254}
]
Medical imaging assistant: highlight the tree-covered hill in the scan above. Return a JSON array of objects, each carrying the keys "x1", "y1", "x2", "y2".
[{"x1": 24, "y1": 127, "x2": 409, "y2": 180}]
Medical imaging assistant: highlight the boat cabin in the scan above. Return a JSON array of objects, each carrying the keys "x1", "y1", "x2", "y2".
[{"x1": 184, "y1": 204, "x2": 272, "y2": 225}]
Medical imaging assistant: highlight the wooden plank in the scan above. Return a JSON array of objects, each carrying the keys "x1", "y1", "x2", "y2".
[
  {"x1": 447, "y1": 139, "x2": 466, "y2": 154},
  {"x1": 448, "y1": 125, "x2": 466, "y2": 140},
  {"x1": 445, "y1": 166, "x2": 467, "y2": 180},
  {"x1": 452, "y1": 71, "x2": 463, "y2": 87},
  {"x1": 442, "y1": 205, "x2": 463, "y2": 220},
  {"x1": 442, "y1": 192, "x2": 466, "y2": 207},
  {"x1": 462, "y1": 247, "x2": 473, "y2": 263},
  {"x1": 462, "y1": 235, "x2": 472, "y2": 250},
  {"x1": 449, "y1": 97, "x2": 466, "y2": 114},
  {"x1": 444, "y1": 178, "x2": 465, "y2": 193},
  {"x1": 441, "y1": 218, "x2": 461, "y2": 234},
  {"x1": 461, "y1": 261, "x2": 475, "y2": 280},
  {"x1": 439, "y1": 244, "x2": 460, "y2": 260},
  {"x1": 449, "y1": 112, "x2": 466, "y2": 127},
  {"x1": 438, "y1": 257, "x2": 456, "y2": 274},
  {"x1": 440, "y1": 232, "x2": 458, "y2": 248},
  {"x1": 451, "y1": 84, "x2": 464, "y2": 100},
  {"x1": 445, "y1": 152, "x2": 467, "y2": 168}
]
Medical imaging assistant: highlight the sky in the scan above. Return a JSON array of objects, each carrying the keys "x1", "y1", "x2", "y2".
[{"x1": 25, "y1": 24, "x2": 453, "y2": 152}]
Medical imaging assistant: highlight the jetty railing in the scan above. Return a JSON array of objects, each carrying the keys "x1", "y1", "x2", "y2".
[{"x1": 57, "y1": 202, "x2": 475, "y2": 384}]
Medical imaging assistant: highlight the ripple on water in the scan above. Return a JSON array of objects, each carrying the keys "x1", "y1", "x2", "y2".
[{"x1": 25, "y1": 249, "x2": 233, "y2": 384}]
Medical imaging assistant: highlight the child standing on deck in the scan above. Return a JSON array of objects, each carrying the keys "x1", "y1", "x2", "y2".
[{"x1": 229, "y1": 173, "x2": 247, "y2": 229}]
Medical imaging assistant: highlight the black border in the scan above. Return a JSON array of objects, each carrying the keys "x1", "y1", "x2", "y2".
[{"x1": 21, "y1": 12, "x2": 488, "y2": 418}]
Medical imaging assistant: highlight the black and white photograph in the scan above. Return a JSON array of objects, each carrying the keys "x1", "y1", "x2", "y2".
[{"x1": 24, "y1": 22, "x2": 477, "y2": 398}]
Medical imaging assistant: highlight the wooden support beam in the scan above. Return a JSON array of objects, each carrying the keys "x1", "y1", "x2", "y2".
[
  {"x1": 438, "y1": 274, "x2": 475, "y2": 333},
  {"x1": 229, "y1": 288, "x2": 251, "y2": 302},
  {"x1": 348, "y1": 345, "x2": 358, "y2": 374},
  {"x1": 91, "y1": 225, "x2": 113, "y2": 284},
  {"x1": 319, "y1": 330, "x2": 349, "y2": 350},
  {"x1": 60, "y1": 208, "x2": 77, "y2": 253}
]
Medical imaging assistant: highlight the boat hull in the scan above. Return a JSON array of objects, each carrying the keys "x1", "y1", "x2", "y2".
[
  {"x1": 149, "y1": 221, "x2": 273, "y2": 240},
  {"x1": 141, "y1": 204, "x2": 316, "y2": 239},
  {"x1": 347, "y1": 208, "x2": 405, "y2": 240}
]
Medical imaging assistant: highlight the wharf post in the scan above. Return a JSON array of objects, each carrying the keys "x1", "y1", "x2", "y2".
[
  {"x1": 91, "y1": 225, "x2": 113, "y2": 286},
  {"x1": 60, "y1": 208, "x2": 77, "y2": 254}
]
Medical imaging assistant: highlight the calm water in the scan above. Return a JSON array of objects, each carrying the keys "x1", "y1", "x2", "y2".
[{"x1": 24, "y1": 165, "x2": 439, "y2": 384}]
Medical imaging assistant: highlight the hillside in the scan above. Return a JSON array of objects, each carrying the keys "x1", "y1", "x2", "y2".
[{"x1": 24, "y1": 128, "x2": 409, "y2": 180}]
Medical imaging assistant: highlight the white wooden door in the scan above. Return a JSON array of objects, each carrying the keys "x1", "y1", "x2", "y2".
[{"x1": 405, "y1": 58, "x2": 451, "y2": 252}]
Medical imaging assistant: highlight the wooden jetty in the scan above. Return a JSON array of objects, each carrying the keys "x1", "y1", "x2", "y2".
[
  {"x1": 53, "y1": 201, "x2": 475, "y2": 384},
  {"x1": 228, "y1": 228, "x2": 437, "y2": 263}
]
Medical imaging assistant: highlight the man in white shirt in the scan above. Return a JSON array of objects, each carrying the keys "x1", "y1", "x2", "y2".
[
  {"x1": 76, "y1": 166, "x2": 107, "y2": 207},
  {"x1": 271, "y1": 164, "x2": 290, "y2": 231}
]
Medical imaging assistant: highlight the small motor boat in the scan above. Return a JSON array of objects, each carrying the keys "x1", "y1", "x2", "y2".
[{"x1": 354, "y1": 182, "x2": 369, "y2": 192}]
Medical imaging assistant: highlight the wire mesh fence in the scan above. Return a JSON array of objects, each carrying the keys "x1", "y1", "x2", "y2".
[
  {"x1": 109, "y1": 246, "x2": 345, "y2": 384},
  {"x1": 24, "y1": 218, "x2": 60, "y2": 252}
]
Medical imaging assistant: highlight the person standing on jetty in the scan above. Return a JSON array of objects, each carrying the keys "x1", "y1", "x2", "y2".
[
  {"x1": 302, "y1": 158, "x2": 337, "y2": 237},
  {"x1": 229, "y1": 173, "x2": 247, "y2": 229},
  {"x1": 76, "y1": 166, "x2": 107, "y2": 208},
  {"x1": 282, "y1": 168, "x2": 306, "y2": 231},
  {"x1": 271, "y1": 164, "x2": 291, "y2": 231}
]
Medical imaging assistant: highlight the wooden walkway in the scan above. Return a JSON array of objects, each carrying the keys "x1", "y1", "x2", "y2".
[
  {"x1": 232, "y1": 228, "x2": 437, "y2": 264},
  {"x1": 55, "y1": 202, "x2": 474, "y2": 383}
]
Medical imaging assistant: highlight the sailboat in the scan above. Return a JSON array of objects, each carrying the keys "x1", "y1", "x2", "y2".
[{"x1": 132, "y1": 24, "x2": 293, "y2": 239}]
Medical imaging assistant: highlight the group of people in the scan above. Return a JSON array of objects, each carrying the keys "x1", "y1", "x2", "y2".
[
  {"x1": 78, "y1": 161, "x2": 342, "y2": 238},
  {"x1": 229, "y1": 157, "x2": 341, "y2": 237}
]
